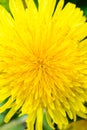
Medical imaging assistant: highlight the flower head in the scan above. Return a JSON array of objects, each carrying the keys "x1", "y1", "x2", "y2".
[{"x1": 0, "y1": 0, "x2": 87, "y2": 129}]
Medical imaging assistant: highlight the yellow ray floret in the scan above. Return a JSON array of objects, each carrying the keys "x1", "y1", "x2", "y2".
[{"x1": 0, "y1": 0, "x2": 87, "y2": 130}]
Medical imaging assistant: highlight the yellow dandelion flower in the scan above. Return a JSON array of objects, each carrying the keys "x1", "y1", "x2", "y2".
[{"x1": 0, "y1": 0, "x2": 87, "y2": 129}]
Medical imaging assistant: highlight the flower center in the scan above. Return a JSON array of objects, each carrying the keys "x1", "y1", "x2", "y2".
[{"x1": 37, "y1": 58, "x2": 44, "y2": 69}]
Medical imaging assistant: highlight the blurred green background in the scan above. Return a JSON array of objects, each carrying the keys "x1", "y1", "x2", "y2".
[{"x1": 0, "y1": 0, "x2": 87, "y2": 130}]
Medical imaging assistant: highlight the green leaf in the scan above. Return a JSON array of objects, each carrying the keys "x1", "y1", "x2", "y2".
[
  {"x1": 0, "y1": 0, "x2": 9, "y2": 11},
  {"x1": 43, "y1": 111, "x2": 52, "y2": 130}
]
